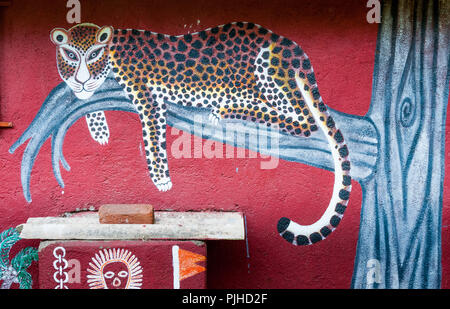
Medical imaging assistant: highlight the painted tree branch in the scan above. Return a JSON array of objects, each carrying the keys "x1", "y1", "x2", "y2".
[{"x1": 9, "y1": 76, "x2": 378, "y2": 203}]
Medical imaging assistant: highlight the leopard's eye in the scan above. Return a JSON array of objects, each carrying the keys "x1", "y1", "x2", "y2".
[
  {"x1": 88, "y1": 47, "x2": 103, "y2": 61},
  {"x1": 62, "y1": 48, "x2": 79, "y2": 61}
]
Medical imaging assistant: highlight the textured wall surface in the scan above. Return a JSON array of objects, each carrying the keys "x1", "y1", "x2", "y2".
[{"x1": 0, "y1": 0, "x2": 448, "y2": 289}]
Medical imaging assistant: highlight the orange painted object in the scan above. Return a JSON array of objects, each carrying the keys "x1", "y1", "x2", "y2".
[
  {"x1": 0, "y1": 122, "x2": 13, "y2": 128},
  {"x1": 179, "y1": 248, "x2": 206, "y2": 281}
]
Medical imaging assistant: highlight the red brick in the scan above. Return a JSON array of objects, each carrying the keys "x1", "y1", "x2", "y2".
[{"x1": 99, "y1": 204, "x2": 155, "y2": 224}]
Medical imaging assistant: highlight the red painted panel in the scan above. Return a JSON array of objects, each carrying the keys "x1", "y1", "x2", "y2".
[{"x1": 38, "y1": 241, "x2": 206, "y2": 289}]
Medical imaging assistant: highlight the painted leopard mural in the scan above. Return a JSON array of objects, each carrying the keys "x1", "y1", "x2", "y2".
[{"x1": 50, "y1": 22, "x2": 351, "y2": 246}]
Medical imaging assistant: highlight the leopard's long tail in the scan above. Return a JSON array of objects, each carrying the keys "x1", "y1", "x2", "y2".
[{"x1": 276, "y1": 73, "x2": 352, "y2": 246}]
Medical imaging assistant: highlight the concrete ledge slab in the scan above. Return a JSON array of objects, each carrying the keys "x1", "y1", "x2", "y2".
[{"x1": 18, "y1": 211, "x2": 245, "y2": 241}]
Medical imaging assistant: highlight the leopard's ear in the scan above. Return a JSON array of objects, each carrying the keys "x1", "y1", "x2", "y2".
[
  {"x1": 50, "y1": 28, "x2": 68, "y2": 45},
  {"x1": 96, "y1": 26, "x2": 114, "y2": 44}
]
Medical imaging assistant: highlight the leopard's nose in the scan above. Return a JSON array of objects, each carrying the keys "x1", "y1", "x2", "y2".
[{"x1": 75, "y1": 61, "x2": 91, "y2": 85}]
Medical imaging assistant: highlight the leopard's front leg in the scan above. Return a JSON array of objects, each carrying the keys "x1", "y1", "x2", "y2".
[
  {"x1": 85, "y1": 111, "x2": 110, "y2": 145},
  {"x1": 137, "y1": 95, "x2": 172, "y2": 192}
]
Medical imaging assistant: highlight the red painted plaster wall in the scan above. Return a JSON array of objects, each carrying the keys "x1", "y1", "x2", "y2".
[{"x1": 0, "y1": 0, "x2": 447, "y2": 289}]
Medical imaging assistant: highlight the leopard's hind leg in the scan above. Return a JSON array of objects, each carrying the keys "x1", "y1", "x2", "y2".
[{"x1": 216, "y1": 97, "x2": 307, "y2": 137}]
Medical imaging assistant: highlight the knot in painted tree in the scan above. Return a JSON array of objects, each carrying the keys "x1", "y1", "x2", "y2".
[{"x1": 399, "y1": 97, "x2": 415, "y2": 128}]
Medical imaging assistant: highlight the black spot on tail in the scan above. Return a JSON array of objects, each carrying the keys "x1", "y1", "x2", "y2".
[
  {"x1": 339, "y1": 145, "x2": 349, "y2": 158},
  {"x1": 330, "y1": 215, "x2": 341, "y2": 227},
  {"x1": 342, "y1": 161, "x2": 351, "y2": 171},
  {"x1": 309, "y1": 232, "x2": 322, "y2": 244},
  {"x1": 335, "y1": 203, "x2": 346, "y2": 214},
  {"x1": 281, "y1": 231, "x2": 294, "y2": 244},
  {"x1": 320, "y1": 226, "x2": 332, "y2": 237},
  {"x1": 278, "y1": 218, "x2": 296, "y2": 244},
  {"x1": 339, "y1": 189, "x2": 350, "y2": 201},
  {"x1": 343, "y1": 175, "x2": 352, "y2": 186},
  {"x1": 277, "y1": 217, "x2": 290, "y2": 233},
  {"x1": 334, "y1": 130, "x2": 344, "y2": 143},
  {"x1": 296, "y1": 235, "x2": 310, "y2": 246},
  {"x1": 326, "y1": 116, "x2": 335, "y2": 129}
]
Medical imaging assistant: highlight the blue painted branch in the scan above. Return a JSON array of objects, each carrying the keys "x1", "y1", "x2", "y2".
[
  {"x1": 9, "y1": 76, "x2": 378, "y2": 202},
  {"x1": 167, "y1": 102, "x2": 378, "y2": 181}
]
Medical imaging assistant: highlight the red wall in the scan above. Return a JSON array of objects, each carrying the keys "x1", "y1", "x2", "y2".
[{"x1": 0, "y1": 0, "x2": 446, "y2": 289}]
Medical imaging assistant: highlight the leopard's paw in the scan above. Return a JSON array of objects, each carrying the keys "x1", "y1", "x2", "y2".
[
  {"x1": 208, "y1": 111, "x2": 220, "y2": 126},
  {"x1": 155, "y1": 179, "x2": 173, "y2": 192},
  {"x1": 92, "y1": 131, "x2": 110, "y2": 145}
]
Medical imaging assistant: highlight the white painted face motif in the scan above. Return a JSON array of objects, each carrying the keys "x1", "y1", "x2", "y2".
[
  {"x1": 103, "y1": 262, "x2": 129, "y2": 289},
  {"x1": 86, "y1": 248, "x2": 143, "y2": 289},
  {"x1": 50, "y1": 24, "x2": 114, "y2": 100}
]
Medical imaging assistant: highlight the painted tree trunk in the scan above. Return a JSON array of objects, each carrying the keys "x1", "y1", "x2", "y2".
[{"x1": 351, "y1": 0, "x2": 450, "y2": 289}]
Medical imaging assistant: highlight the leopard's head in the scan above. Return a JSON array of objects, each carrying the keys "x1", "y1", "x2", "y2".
[{"x1": 51, "y1": 23, "x2": 114, "y2": 100}]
